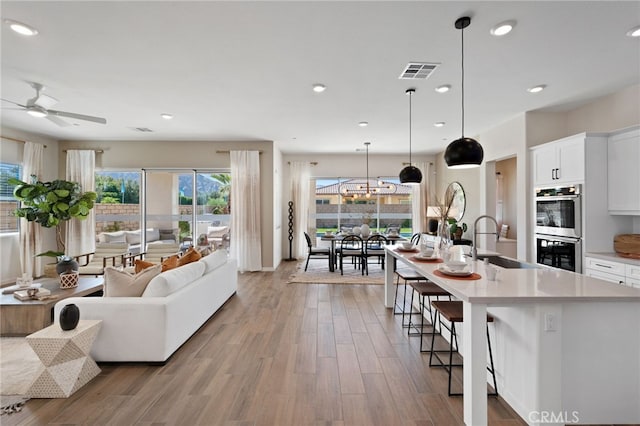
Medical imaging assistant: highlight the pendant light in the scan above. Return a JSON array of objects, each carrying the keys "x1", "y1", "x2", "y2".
[
  {"x1": 399, "y1": 88, "x2": 423, "y2": 184},
  {"x1": 444, "y1": 16, "x2": 484, "y2": 169}
]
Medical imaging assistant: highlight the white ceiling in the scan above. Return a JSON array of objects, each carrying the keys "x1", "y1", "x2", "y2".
[{"x1": 1, "y1": 1, "x2": 639, "y2": 154}]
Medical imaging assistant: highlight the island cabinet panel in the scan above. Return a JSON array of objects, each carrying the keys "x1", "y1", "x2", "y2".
[
  {"x1": 532, "y1": 135, "x2": 585, "y2": 187},
  {"x1": 608, "y1": 126, "x2": 640, "y2": 215}
]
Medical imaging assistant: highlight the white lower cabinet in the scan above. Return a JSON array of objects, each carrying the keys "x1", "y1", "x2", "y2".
[{"x1": 584, "y1": 256, "x2": 640, "y2": 287}]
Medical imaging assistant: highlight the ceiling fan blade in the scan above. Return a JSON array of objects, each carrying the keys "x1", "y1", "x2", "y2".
[
  {"x1": 45, "y1": 115, "x2": 71, "y2": 127},
  {"x1": 47, "y1": 109, "x2": 107, "y2": 124},
  {"x1": 34, "y1": 94, "x2": 59, "y2": 109},
  {"x1": 1, "y1": 98, "x2": 27, "y2": 108}
]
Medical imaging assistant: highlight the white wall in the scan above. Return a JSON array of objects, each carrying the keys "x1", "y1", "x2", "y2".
[
  {"x1": 272, "y1": 143, "x2": 283, "y2": 269},
  {"x1": 0, "y1": 129, "x2": 59, "y2": 284},
  {"x1": 567, "y1": 84, "x2": 640, "y2": 135}
]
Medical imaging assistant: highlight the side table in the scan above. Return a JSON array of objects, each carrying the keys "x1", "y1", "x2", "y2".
[{"x1": 26, "y1": 320, "x2": 102, "y2": 398}]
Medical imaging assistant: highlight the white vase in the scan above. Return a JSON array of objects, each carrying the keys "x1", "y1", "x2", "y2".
[
  {"x1": 352, "y1": 226, "x2": 361, "y2": 236},
  {"x1": 360, "y1": 224, "x2": 370, "y2": 237}
]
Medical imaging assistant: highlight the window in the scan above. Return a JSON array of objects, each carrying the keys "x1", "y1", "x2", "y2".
[
  {"x1": 313, "y1": 177, "x2": 413, "y2": 236},
  {"x1": 0, "y1": 162, "x2": 21, "y2": 233},
  {"x1": 94, "y1": 171, "x2": 141, "y2": 235}
]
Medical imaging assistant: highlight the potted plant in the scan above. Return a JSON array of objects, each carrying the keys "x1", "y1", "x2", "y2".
[
  {"x1": 10, "y1": 176, "x2": 97, "y2": 275},
  {"x1": 448, "y1": 219, "x2": 468, "y2": 240}
]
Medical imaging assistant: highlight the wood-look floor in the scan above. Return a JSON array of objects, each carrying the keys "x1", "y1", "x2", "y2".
[{"x1": 5, "y1": 261, "x2": 526, "y2": 426}]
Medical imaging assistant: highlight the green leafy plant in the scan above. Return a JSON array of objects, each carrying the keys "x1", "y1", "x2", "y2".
[
  {"x1": 10, "y1": 176, "x2": 97, "y2": 257},
  {"x1": 448, "y1": 219, "x2": 468, "y2": 239}
]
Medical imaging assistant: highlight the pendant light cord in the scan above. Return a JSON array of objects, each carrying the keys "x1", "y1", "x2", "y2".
[
  {"x1": 408, "y1": 90, "x2": 413, "y2": 165},
  {"x1": 461, "y1": 24, "x2": 465, "y2": 138}
]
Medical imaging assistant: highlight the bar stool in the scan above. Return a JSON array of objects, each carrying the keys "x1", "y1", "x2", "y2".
[
  {"x1": 407, "y1": 281, "x2": 451, "y2": 351},
  {"x1": 393, "y1": 234, "x2": 425, "y2": 321},
  {"x1": 429, "y1": 300, "x2": 498, "y2": 397}
]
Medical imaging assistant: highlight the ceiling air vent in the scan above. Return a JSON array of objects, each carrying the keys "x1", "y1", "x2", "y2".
[
  {"x1": 399, "y1": 62, "x2": 439, "y2": 80},
  {"x1": 132, "y1": 127, "x2": 154, "y2": 132}
]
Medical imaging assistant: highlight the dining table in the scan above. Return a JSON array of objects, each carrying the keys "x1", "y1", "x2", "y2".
[{"x1": 320, "y1": 232, "x2": 406, "y2": 272}]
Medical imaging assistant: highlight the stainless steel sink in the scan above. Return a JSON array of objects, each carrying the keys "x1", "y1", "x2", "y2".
[{"x1": 471, "y1": 255, "x2": 538, "y2": 269}]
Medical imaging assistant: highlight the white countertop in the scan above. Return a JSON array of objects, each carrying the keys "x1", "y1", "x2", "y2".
[
  {"x1": 585, "y1": 252, "x2": 640, "y2": 266},
  {"x1": 387, "y1": 247, "x2": 640, "y2": 304}
]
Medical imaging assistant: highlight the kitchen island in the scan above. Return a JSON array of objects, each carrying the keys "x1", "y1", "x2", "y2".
[{"x1": 384, "y1": 246, "x2": 640, "y2": 426}]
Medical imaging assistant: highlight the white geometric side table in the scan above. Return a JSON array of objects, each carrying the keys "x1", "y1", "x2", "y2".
[{"x1": 26, "y1": 320, "x2": 102, "y2": 398}]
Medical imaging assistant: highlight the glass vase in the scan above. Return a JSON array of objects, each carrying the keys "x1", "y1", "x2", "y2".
[{"x1": 437, "y1": 219, "x2": 452, "y2": 256}]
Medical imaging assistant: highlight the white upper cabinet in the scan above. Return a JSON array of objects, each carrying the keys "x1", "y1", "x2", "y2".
[
  {"x1": 608, "y1": 126, "x2": 640, "y2": 215},
  {"x1": 532, "y1": 135, "x2": 585, "y2": 187}
]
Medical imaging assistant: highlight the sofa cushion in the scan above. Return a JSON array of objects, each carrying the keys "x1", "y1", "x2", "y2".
[
  {"x1": 125, "y1": 230, "x2": 141, "y2": 245},
  {"x1": 142, "y1": 261, "x2": 206, "y2": 297},
  {"x1": 99, "y1": 231, "x2": 126, "y2": 244},
  {"x1": 177, "y1": 247, "x2": 202, "y2": 266},
  {"x1": 207, "y1": 225, "x2": 229, "y2": 239},
  {"x1": 198, "y1": 249, "x2": 227, "y2": 274},
  {"x1": 104, "y1": 264, "x2": 161, "y2": 297},
  {"x1": 134, "y1": 255, "x2": 179, "y2": 273}
]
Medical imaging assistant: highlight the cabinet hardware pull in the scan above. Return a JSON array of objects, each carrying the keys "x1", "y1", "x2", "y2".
[{"x1": 594, "y1": 263, "x2": 612, "y2": 268}]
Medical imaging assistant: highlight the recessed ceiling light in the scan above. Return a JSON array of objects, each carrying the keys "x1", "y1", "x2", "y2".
[
  {"x1": 312, "y1": 84, "x2": 326, "y2": 93},
  {"x1": 627, "y1": 25, "x2": 640, "y2": 37},
  {"x1": 527, "y1": 84, "x2": 547, "y2": 93},
  {"x1": 4, "y1": 19, "x2": 38, "y2": 36},
  {"x1": 358, "y1": 121, "x2": 368, "y2": 127},
  {"x1": 434, "y1": 122, "x2": 446, "y2": 127},
  {"x1": 160, "y1": 113, "x2": 173, "y2": 120},
  {"x1": 435, "y1": 84, "x2": 451, "y2": 93},
  {"x1": 490, "y1": 20, "x2": 516, "y2": 36}
]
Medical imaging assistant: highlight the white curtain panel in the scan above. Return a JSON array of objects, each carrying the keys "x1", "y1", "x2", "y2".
[
  {"x1": 289, "y1": 161, "x2": 311, "y2": 259},
  {"x1": 230, "y1": 150, "x2": 262, "y2": 272},
  {"x1": 19, "y1": 142, "x2": 44, "y2": 277},
  {"x1": 411, "y1": 162, "x2": 431, "y2": 234},
  {"x1": 65, "y1": 150, "x2": 96, "y2": 257}
]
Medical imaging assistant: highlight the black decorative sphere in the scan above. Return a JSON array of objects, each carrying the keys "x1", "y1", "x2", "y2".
[
  {"x1": 444, "y1": 137, "x2": 484, "y2": 169},
  {"x1": 59, "y1": 303, "x2": 80, "y2": 330},
  {"x1": 399, "y1": 165, "x2": 422, "y2": 184},
  {"x1": 56, "y1": 256, "x2": 79, "y2": 275}
]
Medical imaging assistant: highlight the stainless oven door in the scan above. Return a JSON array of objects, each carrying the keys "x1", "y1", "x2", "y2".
[
  {"x1": 535, "y1": 234, "x2": 582, "y2": 273},
  {"x1": 535, "y1": 195, "x2": 582, "y2": 238}
]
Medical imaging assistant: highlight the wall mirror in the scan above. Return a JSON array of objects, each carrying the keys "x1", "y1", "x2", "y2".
[{"x1": 446, "y1": 181, "x2": 466, "y2": 221}]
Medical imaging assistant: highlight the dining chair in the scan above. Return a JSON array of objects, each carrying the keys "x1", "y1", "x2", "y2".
[
  {"x1": 303, "y1": 232, "x2": 331, "y2": 271},
  {"x1": 338, "y1": 235, "x2": 364, "y2": 275},
  {"x1": 364, "y1": 234, "x2": 388, "y2": 275}
]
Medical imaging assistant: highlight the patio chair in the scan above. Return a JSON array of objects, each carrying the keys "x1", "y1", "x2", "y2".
[
  {"x1": 75, "y1": 242, "x2": 129, "y2": 276},
  {"x1": 303, "y1": 232, "x2": 331, "y2": 271},
  {"x1": 141, "y1": 242, "x2": 181, "y2": 264}
]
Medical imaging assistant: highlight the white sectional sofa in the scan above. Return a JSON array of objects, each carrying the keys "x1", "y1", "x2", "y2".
[
  {"x1": 97, "y1": 228, "x2": 177, "y2": 254},
  {"x1": 54, "y1": 250, "x2": 237, "y2": 363}
]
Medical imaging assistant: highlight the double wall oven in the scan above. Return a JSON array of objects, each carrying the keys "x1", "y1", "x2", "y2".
[{"x1": 535, "y1": 185, "x2": 582, "y2": 273}]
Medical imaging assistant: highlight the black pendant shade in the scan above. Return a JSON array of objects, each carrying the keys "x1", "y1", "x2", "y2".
[
  {"x1": 399, "y1": 88, "x2": 422, "y2": 185},
  {"x1": 445, "y1": 16, "x2": 484, "y2": 169},
  {"x1": 399, "y1": 165, "x2": 423, "y2": 184},
  {"x1": 444, "y1": 137, "x2": 484, "y2": 169}
]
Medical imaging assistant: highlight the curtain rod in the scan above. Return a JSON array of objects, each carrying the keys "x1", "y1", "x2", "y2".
[
  {"x1": 216, "y1": 150, "x2": 263, "y2": 154},
  {"x1": 62, "y1": 149, "x2": 104, "y2": 153},
  {"x1": 1, "y1": 135, "x2": 47, "y2": 148},
  {"x1": 287, "y1": 161, "x2": 318, "y2": 165}
]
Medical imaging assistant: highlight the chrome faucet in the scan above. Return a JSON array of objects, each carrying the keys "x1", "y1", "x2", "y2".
[{"x1": 472, "y1": 215, "x2": 500, "y2": 261}]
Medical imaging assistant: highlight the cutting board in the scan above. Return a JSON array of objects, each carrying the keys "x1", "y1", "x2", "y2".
[{"x1": 613, "y1": 234, "x2": 640, "y2": 259}]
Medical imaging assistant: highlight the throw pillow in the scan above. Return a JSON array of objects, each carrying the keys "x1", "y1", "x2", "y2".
[
  {"x1": 134, "y1": 255, "x2": 179, "y2": 273},
  {"x1": 177, "y1": 247, "x2": 202, "y2": 266},
  {"x1": 103, "y1": 264, "x2": 162, "y2": 297}
]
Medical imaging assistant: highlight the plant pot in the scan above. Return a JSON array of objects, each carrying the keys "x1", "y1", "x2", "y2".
[
  {"x1": 59, "y1": 303, "x2": 80, "y2": 330},
  {"x1": 43, "y1": 263, "x2": 58, "y2": 278},
  {"x1": 59, "y1": 271, "x2": 79, "y2": 289}
]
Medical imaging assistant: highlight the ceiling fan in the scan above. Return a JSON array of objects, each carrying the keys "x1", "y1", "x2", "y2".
[{"x1": 1, "y1": 82, "x2": 107, "y2": 126}]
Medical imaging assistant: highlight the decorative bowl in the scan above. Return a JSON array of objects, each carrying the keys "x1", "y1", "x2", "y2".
[
  {"x1": 444, "y1": 260, "x2": 468, "y2": 272},
  {"x1": 400, "y1": 241, "x2": 414, "y2": 250}
]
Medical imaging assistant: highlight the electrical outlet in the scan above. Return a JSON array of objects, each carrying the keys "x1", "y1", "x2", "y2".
[{"x1": 544, "y1": 313, "x2": 557, "y2": 332}]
